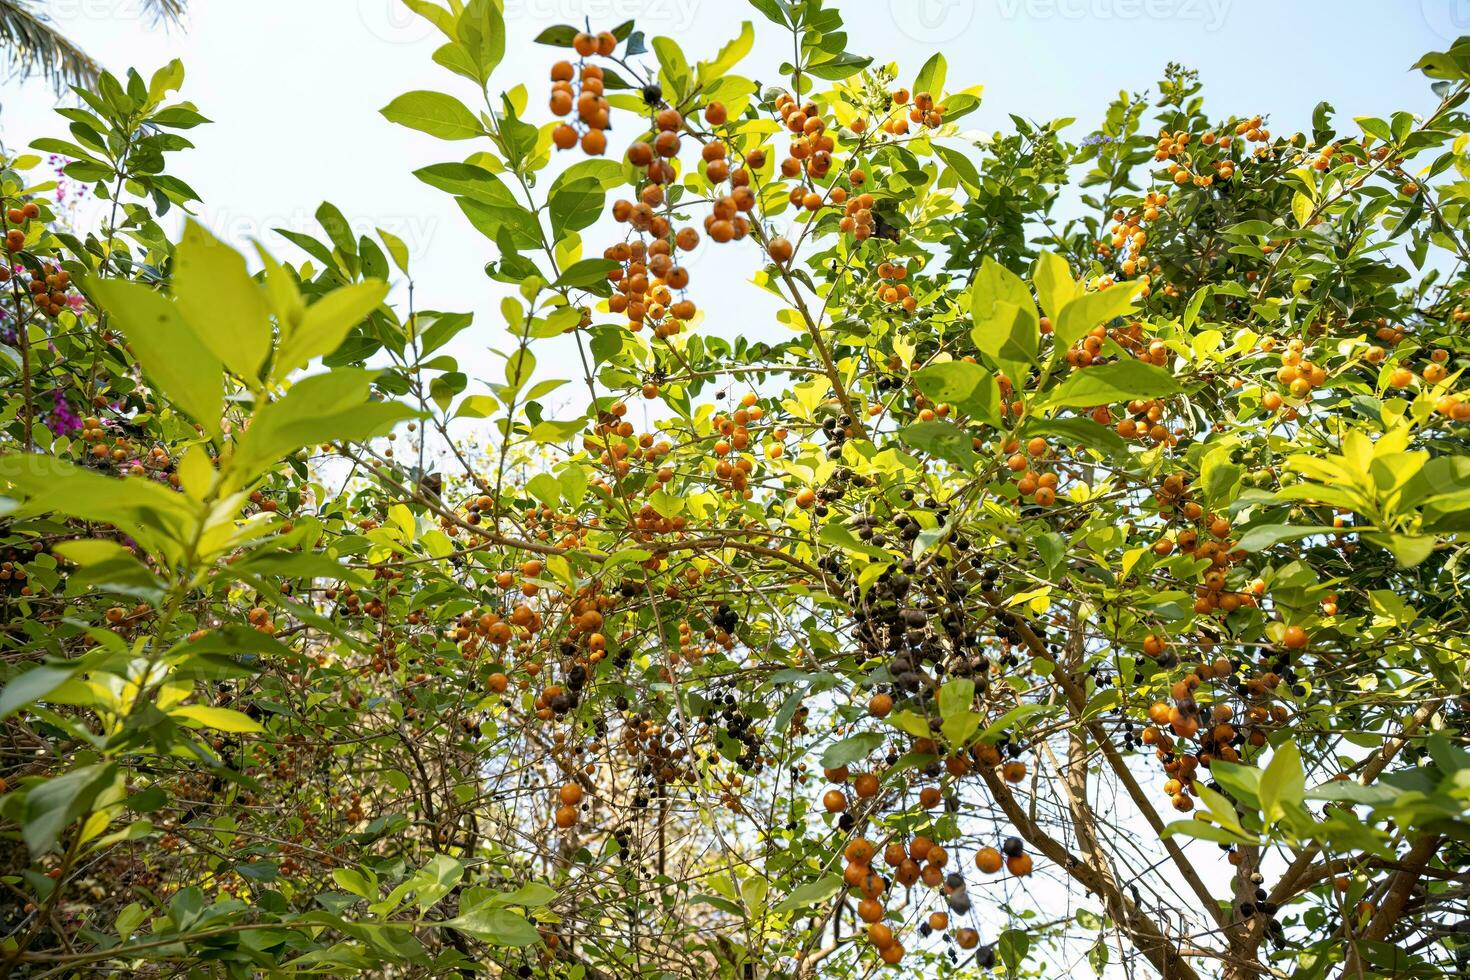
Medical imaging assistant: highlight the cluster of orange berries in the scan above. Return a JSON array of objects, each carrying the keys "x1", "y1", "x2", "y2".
[
  {"x1": 899, "y1": 89, "x2": 946, "y2": 129},
  {"x1": 549, "y1": 32, "x2": 618, "y2": 155},
  {"x1": 909, "y1": 392, "x2": 952, "y2": 423},
  {"x1": 873, "y1": 88, "x2": 943, "y2": 137},
  {"x1": 1156, "y1": 117, "x2": 1271, "y2": 189},
  {"x1": 1141, "y1": 650, "x2": 1293, "y2": 817},
  {"x1": 1150, "y1": 484, "x2": 1256, "y2": 617},
  {"x1": 3, "y1": 201, "x2": 39, "y2": 253},
  {"x1": 0, "y1": 551, "x2": 33, "y2": 596},
  {"x1": 873, "y1": 261, "x2": 917, "y2": 311},
  {"x1": 840, "y1": 182, "x2": 879, "y2": 240},
  {"x1": 839, "y1": 829, "x2": 1032, "y2": 967},
  {"x1": 553, "y1": 780, "x2": 584, "y2": 828},
  {"x1": 1309, "y1": 141, "x2": 1339, "y2": 172},
  {"x1": 493, "y1": 558, "x2": 545, "y2": 597},
  {"x1": 601, "y1": 236, "x2": 696, "y2": 336},
  {"x1": 15, "y1": 263, "x2": 73, "y2": 317},
  {"x1": 670, "y1": 617, "x2": 727, "y2": 665},
  {"x1": 1260, "y1": 339, "x2": 1331, "y2": 411},
  {"x1": 1433, "y1": 388, "x2": 1470, "y2": 421},
  {"x1": 711, "y1": 393, "x2": 775, "y2": 499},
  {"x1": 1100, "y1": 195, "x2": 1167, "y2": 277},
  {"x1": 775, "y1": 92, "x2": 837, "y2": 182},
  {"x1": 245, "y1": 605, "x2": 277, "y2": 635},
  {"x1": 83, "y1": 425, "x2": 137, "y2": 463},
  {"x1": 1107, "y1": 396, "x2": 1176, "y2": 444},
  {"x1": 1003, "y1": 436, "x2": 1061, "y2": 507},
  {"x1": 582, "y1": 400, "x2": 655, "y2": 482}
]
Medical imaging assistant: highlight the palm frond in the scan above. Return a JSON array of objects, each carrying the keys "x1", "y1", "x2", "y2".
[
  {"x1": 140, "y1": 0, "x2": 186, "y2": 27},
  {"x1": 0, "y1": 0, "x2": 100, "y2": 94}
]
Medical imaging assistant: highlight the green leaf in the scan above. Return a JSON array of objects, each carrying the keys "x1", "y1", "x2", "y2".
[
  {"x1": 747, "y1": 0, "x2": 791, "y2": 27},
  {"x1": 333, "y1": 867, "x2": 378, "y2": 899},
  {"x1": 229, "y1": 369, "x2": 415, "y2": 488},
  {"x1": 457, "y1": 0, "x2": 505, "y2": 86},
  {"x1": 887, "y1": 710, "x2": 932, "y2": 739},
  {"x1": 1259, "y1": 741, "x2": 1305, "y2": 823},
  {"x1": 483, "y1": 882, "x2": 557, "y2": 908},
  {"x1": 938, "y1": 678, "x2": 974, "y2": 719},
  {"x1": 651, "y1": 36, "x2": 691, "y2": 99},
  {"x1": 173, "y1": 219, "x2": 271, "y2": 382},
  {"x1": 998, "y1": 929, "x2": 1030, "y2": 976},
  {"x1": 820, "y1": 732, "x2": 884, "y2": 769},
  {"x1": 380, "y1": 91, "x2": 484, "y2": 140},
  {"x1": 1291, "y1": 191, "x2": 1314, "y2": 228},
  {"x1": 1161, "y1": 819, "x2": 1255, "y2": 845},
  {"x1": 505, "y1": 348, "x2": 536, "y2": 392},
  {"x1": 447, "y1": 907, "x2": 541, "y2": 946},
  {"x1": 1183, "y1": 285, "x2": 1211, "y2": 331},
  {"x1": 526, "y1": 473, "x2": 563, "y2": 509},
  {"x1": 1033, "y1": 251, "x2": 1082, "y2": 324},
  {"x1": 913, "y1": 52, "x2": 947, "y2": 99},
  {"x1": 1364, "y1": 532, "x2": 1437, "y2": 568},
  {"x1": 548, "y1": 160, "x2": 623, "y2": 240},
  {"x1": 934, "y1": 144, "x2": 981, "y2": 193},
  {"x1": 402, "y1": 0, "x2": 457, "y2": 38},
  {"x1": 913, "y1": 361, "x2": 1000, "y2": 425},
  {"x1": 773, "y1": 875, "x2": 842, "y2": 913},
  {"x1": 0, "y1": 665, "x2": 81, "y2": 721},
  {"x1": 84, "y1": 277, "x2": 223, "y2": 435},
  {"x1": 941, "y1": 711, "x2": 981, "y2": 748},
  {"x1": 378, "y1": 228, "x2": 411, "y2": 275},
  {"x1": 1024, "y1": 417, "x2": 1128, "y2": 459},
  {"x1": 1039, "y1": 360, "x2": 1181, "y2": 409},
  {"x1": 806, "y1": 51, "x2": 872, "y2": 81},
  {"x1": 1211, "y1": 760, "x2": 1262, "y2": 809},
  {"x1": 415, "y1": 163, "x2": 542, "y2": 250},
  {"x1": 976, "y1": 704, "x2": 1058, "y2": 744},
  {"x1": 114, "y1": 902, "x2": 146, "y2": 938},
  {"x1": 412, "y1": 854, "x2": 464, "y2": 911},
  {"x1": 970, "y1": 258, "x2": 1038, "y2": 366},
  {"x1": 275, "y1": 281, "x2": 389, "y2": 377},
  {"x1": 698, "y1": 22, "x2": 755, "y2": 86},
  {"x1": 1235, "y1": 524, "x2": 1331, "y2": 553},
  {"x1": 1053, "y1": 281, "x2": 1144, "y2": 351},
  {"x1": 555, "y1": 259, "x2": 619, "y2": 290},
  {"x1": 0, "y1": 454, "x2": 196, "y2": 561},
  {"x1": 897, "y1": 421, "x2": 978, "y2": 468},
  {"x1": 21, "y1": 764, "x2": 118, "y2": 854},
  {"x1": 171, "y1": 704, "x2": 265, "y2": 733}
]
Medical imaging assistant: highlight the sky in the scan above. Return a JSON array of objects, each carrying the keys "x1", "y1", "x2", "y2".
[{"x1": 0, "y1": 0, "x2": 1462, "y2": 359}]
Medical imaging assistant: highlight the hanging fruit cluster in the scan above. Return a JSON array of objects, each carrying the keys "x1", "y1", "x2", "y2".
[{"x1": 548, "y1": 30, "x2": 618, "y2": 155}]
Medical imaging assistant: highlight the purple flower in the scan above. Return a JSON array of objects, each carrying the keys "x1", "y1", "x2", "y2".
[{"x1": 44, "y1": 389, "x2": 84, "y2": 436}]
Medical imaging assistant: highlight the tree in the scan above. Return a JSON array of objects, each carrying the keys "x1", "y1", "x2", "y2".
[
  {"x1": 0, "y1": 0, "x2": 184, "y2": 92},
  {"x1": 2, "y1": 2, "x2": 1470, "y2": 978}
]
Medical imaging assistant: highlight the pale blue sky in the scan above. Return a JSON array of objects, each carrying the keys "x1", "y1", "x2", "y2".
[{"x1": 0, "y1": 1, "x2": 1461, "y2": 361}]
